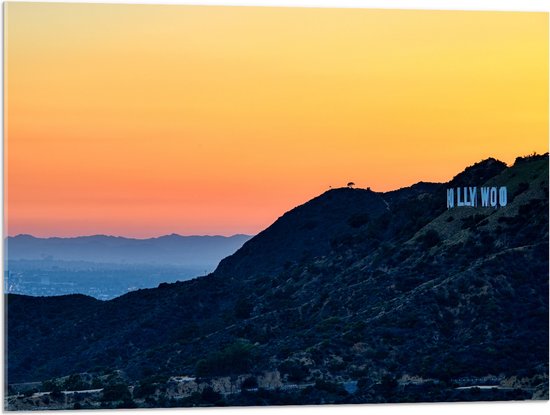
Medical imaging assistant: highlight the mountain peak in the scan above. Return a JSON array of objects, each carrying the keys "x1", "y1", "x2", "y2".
[
  {"x1": 214, "y1": 186, "x2": 388, "y2": 277},
  {"x1": 12, "y1": 234, "x2": 36, "y2": 240},
  {"x1": 449, "y1": 157, "x2": 507, "y2": 186}
]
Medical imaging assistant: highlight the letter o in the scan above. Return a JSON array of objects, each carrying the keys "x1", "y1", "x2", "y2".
[
  {"x1": 490, "y1": 187, "x2": 497, "y2": 207},
  {"x1": 499, "y1": 187, "x2": 507, "y2": 207}
]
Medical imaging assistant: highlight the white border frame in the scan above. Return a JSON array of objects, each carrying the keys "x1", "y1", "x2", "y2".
[{"x1": 2, "y1": 1, "x2": 549, "y2": 414}]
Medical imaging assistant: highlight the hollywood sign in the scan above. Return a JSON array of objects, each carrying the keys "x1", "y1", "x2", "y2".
[{"x1": 447, "y1": 186, "x2": 507, "y2": 209}]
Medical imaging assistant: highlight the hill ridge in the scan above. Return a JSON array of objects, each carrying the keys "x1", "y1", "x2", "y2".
[{"x1": 6, "y1": 154, "x2": 548, "y2": 407}]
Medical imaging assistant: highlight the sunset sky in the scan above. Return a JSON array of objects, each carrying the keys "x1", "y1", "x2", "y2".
[{"x1": 4, "y1": 3, "x2": 549, "y2": 237}]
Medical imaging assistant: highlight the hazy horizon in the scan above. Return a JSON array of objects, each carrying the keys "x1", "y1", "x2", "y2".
[{"x1": 6, "y1": 232, "x2": 254, "y2": 239}]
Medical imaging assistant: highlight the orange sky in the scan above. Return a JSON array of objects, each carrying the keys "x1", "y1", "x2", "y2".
[{"x1": 4, "y1": 3, "x2": 549, "y2": 237}]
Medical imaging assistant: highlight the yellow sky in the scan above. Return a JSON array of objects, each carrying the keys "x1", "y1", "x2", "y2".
[{"x1": 4, "y1": 3, "x2": 549, "y2": 237}]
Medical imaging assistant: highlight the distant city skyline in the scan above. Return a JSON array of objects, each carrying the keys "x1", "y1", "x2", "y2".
[{"x1": 5, "y1": 3, "x2": 548, "y2": 238}]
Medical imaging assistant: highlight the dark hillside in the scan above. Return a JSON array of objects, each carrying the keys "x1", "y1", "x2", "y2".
[
  {"x1": 215, "y1": 188, "x2": 388, "y2": 277},
  {"x1": 6, "y1": 154, "x2": 548, "y2": 406}
]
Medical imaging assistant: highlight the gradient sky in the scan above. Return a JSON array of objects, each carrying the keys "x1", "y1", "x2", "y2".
[{"x1": 4, "y1": 3, "x2": 549, "y2": 237}]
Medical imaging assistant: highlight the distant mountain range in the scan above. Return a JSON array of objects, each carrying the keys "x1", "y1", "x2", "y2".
[
  {"x1": 6, "y1": 153, "x2": 548, "y2": 407},
  {"x1": 6, "y1": 234, "x2": 252, "y2": 268}
]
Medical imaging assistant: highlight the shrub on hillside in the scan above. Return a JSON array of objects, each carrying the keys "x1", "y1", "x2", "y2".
[{"x1": 195, "y1": 340, "x2": 256, "y2": 377}]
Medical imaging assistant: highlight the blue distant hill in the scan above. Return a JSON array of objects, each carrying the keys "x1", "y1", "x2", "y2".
[{"x1": 6, "y1": 233, "x2": 252, "y2": 268}]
